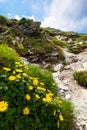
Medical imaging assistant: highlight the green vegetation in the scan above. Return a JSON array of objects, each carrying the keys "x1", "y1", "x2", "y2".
[
  {"x1": 73, "y1": 71, "x2": 87, "y2": 87},
  {"x1": 0, "y1": 15, "x2": 77, "y2": 130},
  {"x1": 0, "y1": 62, "x2": 74, "y2": 130},
  {"x1": 0, "y1": 44, "x2": 20, "y2": 67},
  {"x1": 56, "y1": 45, "x2": 65, "y2": 59}
]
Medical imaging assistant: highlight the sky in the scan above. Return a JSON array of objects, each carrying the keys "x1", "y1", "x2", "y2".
[{"x1": 0, "y1": 0, "x2": 87, "y2": 33}]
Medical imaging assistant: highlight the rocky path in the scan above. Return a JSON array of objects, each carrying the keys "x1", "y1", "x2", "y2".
[{"x1": 52, "y1": 49, "x2": 87, "y2": 130}]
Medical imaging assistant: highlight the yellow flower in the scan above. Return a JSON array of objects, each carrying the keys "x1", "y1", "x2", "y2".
[
  {"x1": 58, "y1": 100, "x2": 62, "y2": 104},
  {"x1": 48, "y1": 92, "x2": 54, "y2": 97},
  {"x1": 25, "y1": 94, "x2": 31, "y2": 101},
  {"x1": 13, "y1": 71, "x2": 16, "y2": 74},
  {"x1": 52, "y1": 83, "x2": 56, "y2": 86},
  {"x1": 16, "y1": 69, "x2": 23, "y2": 73},
  {"x1": 40, "y1": 82, "x2": 44, "y2": 86},
  {"x1": 3, "y1": 67, "x2": 11, "y2": 71},
  {"x1": 16, "y1": 74, "x2": 21, "y2": 79},
  {"x1": 23, "y1": 107, "x2": 30, "y2": 115},
  {"x1": 8, "y1": 75, "x2": 16, "y2": 81},
  {"x1": 53, "y1": 110, "x2": 56, "y2": 116},
  {"x1": 37, "y1": 87, "x2": 46, "y2": 91},
  {"x1": 42, "y1": 94, "x2": 52, "y2": 103},
  {"x1": 59, "y1": 114, "x2": 64, "y2": 121},
  {"x1": 15, "y1": 62, "x2": 20, "y2": 65},
  {"x1": 57, "y1": 121, "x2": 60, "y2": 128},
  {"x1": 28, "y1": 86, "x2": 33, "y2": 90},
  {"x1": 29, "y1": 76, "x2": 33, "y2": 80},
  {"x1": 19, "y1": 64, "x2": 23, "y2": 67},
  {"x1": 35, "y1": 94, "x2": 40, "y2": 100},
  {"x1": 23, "y1": 73, "x2": 27, "y2": 76},
  {"x1": 25, "y1": 66, "x2": 29, "y2": 70},
  {"x1": 0, "y1": 101, "x2": 8, "y2": 112},
  {"x1": 33, "y1": 79, "x2": 38, "y2": 85}
]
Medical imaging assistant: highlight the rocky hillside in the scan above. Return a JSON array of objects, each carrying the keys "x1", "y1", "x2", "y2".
[
  {"x1": 0, "y1": 15, "x2": 87, "y2": 130},
  {"x1": 0, "y1": 15, "x2": 87, "y2": 68}
]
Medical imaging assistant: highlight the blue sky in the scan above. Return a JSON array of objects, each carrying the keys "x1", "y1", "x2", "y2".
[{"x1": 0, "y1": 0, "x2": 87, "y2": 33}]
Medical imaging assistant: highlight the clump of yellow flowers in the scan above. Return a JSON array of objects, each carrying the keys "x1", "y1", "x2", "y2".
[{"x1": 0, "y1": 61, "x2": 65, "y2": 129}]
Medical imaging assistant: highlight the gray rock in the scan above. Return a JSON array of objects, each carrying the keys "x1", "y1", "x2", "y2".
[
  {"x1": 53, "y1": 64, "x2": 63, "y2": 72},
  {"x1": 65, "y1": 94, "x2": 71, "y2": 100},
  {"x1": 21, "y1": 57, "x2": 29, "y2": 65},
  {"x1": 44, "y1": 63, "x2": 51, "y2": 69},
  {"x1": 58, "y1": 84, "x2": 69, "y2": 91},
  {"x1": 82, "y1": 62, "x2": 87, "y2": 69},
  {"x1": 67, "y1": 38, "x2": 72, "y2": 43},
  {"x1": 51, "y1": 52, "x2": 59, "y2": 57}
]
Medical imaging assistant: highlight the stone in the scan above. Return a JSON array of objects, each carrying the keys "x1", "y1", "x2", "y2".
[
  {"x1": 67, "y1": 38, "x2": 72, "y2": 43},
  {"x1": 52, "y1": 72, "x2": 60, "y2": 78},
  {"x1": 51, "y1": 52, "x2": 59, "y2": 56},
  {"x1": 53, "y1": 64, "x2": 63, "y2": 72},
  {"x1": 60, "y1": 89, "x2": 65, "y2": 93},
  {"x1": 44, "y1": 63, "x2": 51, "y2": 69},
  {"x1": 21, "y1": 57, "x2": 29, "y2": 65},
  {"x1": 79, "y1": 41, "x2": 83, "y2": 45},
  {"x1": 82, "y1": 62, "x2": 87, "y2": 69},
  {"x1": 65, "y1": 94, "x2": 71, "y2": 100},
  {"x1": 58, "y1": 84, "x2": 69, "y2": 91}
]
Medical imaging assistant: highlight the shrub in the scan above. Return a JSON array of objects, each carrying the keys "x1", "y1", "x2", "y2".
[
  {"x1": 0, "y1": 62, "x2": 74, "y2": 130},
  {"x1": 73, "y1": 71, "x2": 87, "y2": 87},
  {"x1": 26, "y1": 65, "x2": 57, "y2": 95}
]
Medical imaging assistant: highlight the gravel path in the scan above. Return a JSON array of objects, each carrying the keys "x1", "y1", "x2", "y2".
[{"x1": 53, "y1": 49, "x2": 87, "y2": 130}]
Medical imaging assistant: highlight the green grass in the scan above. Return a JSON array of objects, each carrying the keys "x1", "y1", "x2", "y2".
[
  {"x1": 0, "y1": 43, "x2": 20, "y2": 66},
  {"x1": 73, "y1": 71, "x2": 87, "y2": 87},
  {"x1": 56, "y1": 45, "x2": 65, "y2": 59}
]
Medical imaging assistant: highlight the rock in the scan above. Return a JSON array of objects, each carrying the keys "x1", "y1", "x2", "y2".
[
  {"x1": 63, "y1": 48, "x2": 77, "y2": 64},
  {"x1": 79, "y1": 41, "x2": 83, "y2": 45},
  {"x1": 82, "y1": 62, "x2": 87, "y2": 69},
  {"x1": 65, "y1": 94, "x2": 71, "y2": 100},
  {"x1": 28, "y1": 49, "x2": 34, "y2": 54},
  {"x1": 18, "y1": 17, "x2": 41, "y2": 36},
  {"x1": 58, "y1": 84, "x2": 69, "y2": 91},
  {"x1": 60, "y1": 89, "x2": 65, "y2": 94},
  {"x1": 44, "y1": 63, "x2": 51, "y2": 69},
  {"x1": 51, "y1": 52, "x2": 59, "y2": 56},
  {"x1": 53, "y1": 64, "x2": 63, "y2": 72},
  {"x1": 21, "y1": 57, "x2": 29, "y2": 65},
  {"x1": 16, "y1": 36, "x2": 20, "y2": 41},
  {"x1": 31, "y1": 57, "x2": 39, "y2": 62},
  {"x1": 67, "y1": 38, "x2": 72, "y2": 43}
]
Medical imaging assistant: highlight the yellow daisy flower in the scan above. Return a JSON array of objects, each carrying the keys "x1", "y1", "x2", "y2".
[
  {"x1": 23, "y1": 107, "x2": 30, "y2": 115},
  {"x1": 3, "y1": 67, "x2": 11, "y2": 71},
  {"x1": 59, "y1": 114, "x2": 64, "y2": 121},
  {"x1": 25, "y1": 94, "x2": 31, "y2": 101},
  {"x1": 8, "y1": 75, "x2": 16, "y2": 81},
  {"x1": 0, "y1": 101, "x2": 8, "y2": 112},
  {"x1": 28, "y1": 86, "x2": 33, "y2": 90}
]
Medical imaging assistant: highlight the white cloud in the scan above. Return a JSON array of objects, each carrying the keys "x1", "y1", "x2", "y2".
[
  {"x1": 41, "y1": 0, "x2": 87, "y2": 32},
  {"x1": 14, "y1": 15, "x2": 35, "y2": 21},
  {"x1": 22, "y1": 15, "x2": 35, "y2": 21},
  {"x1": 14, "y1": 15, "x2": 21, "y2": 20},
  {"x1": 28, "y1": 15, "x2": 35, "y2": 21}
]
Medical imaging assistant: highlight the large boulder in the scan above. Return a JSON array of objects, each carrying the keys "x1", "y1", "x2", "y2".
[{"x1": 18, "y1": 18, "x2": 41, "y2": 36}]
